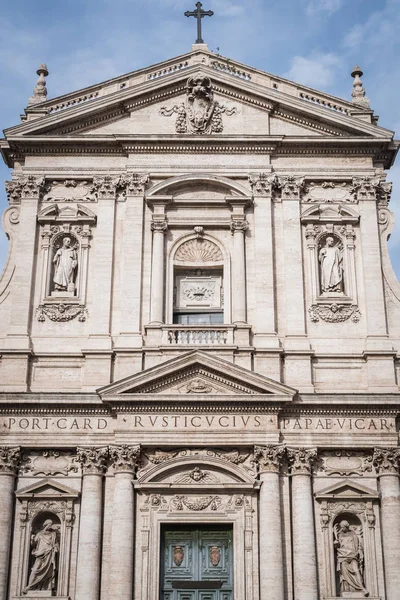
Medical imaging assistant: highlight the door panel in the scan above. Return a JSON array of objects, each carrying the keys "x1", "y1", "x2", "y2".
[{"x1": 161, "y1": 526, "x2": 233, "y2": 600}]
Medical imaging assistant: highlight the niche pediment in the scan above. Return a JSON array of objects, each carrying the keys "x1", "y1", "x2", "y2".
[
  {"x1": 98, "y1": 350, "x2": 296, "y2": 401},
  {"x1": 16, "y1": 478, "x2": 80, "y2": 499},
  {"x1": 315, "y1": 480, "x2": 378, "y2": 500}
]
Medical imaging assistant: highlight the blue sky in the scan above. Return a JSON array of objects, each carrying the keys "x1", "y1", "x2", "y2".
[{"x1": 1, "y1": 0, "x2": 399, "y2": 276}]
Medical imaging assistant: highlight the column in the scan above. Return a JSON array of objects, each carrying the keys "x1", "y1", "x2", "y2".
[
  {"x1": 255, "y1": 445, "x2": 285, "y2": 600},
  {"x1": 108, "y1": 445, "x2": 140, "y2": 600},
  {"x1": 287, "y1": 447, "x2": 318, "y2": 600},
  {"x1": 75, "y1": 447, "x2": 108, "y2": 600},
  {"x1": 150, "y1": 219, "x2": 168, "y2": 324},
  {"x1": 0, "y1": 447, "x2": 20, "y2": 600},
  {"x1": 230, "y1": 219, "x2": 248, "y2": 323},
  {"x1": 373, "y1": 448, "x2": 400, "y2": 599}
]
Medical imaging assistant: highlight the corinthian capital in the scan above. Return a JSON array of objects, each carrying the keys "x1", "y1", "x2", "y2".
[
  {"x1": 6, "y1": 177, "x2": 45, "y2": 202},
  {"x1": 123, "y1": 173, "x2": 150, "y2": 195},
  {"x1": 76, "y1": 446, "x2": 109, "y2": 475},
  {"x1": 109, "y1": 445, "x2": 141, "y2": 472},
  {"x1": 373, "y1": 447, "x2": 400, "y2": 475},
  {"x1": 287, "y1": 447, "x2": 317, "y2": 475},
  {"x1": 350, "y1": 176, "x2": 381, "y2": 201},
  {"x1": 91, "y1": 176, "x2": 121, "y2": 199},
  {"x1": 248, "y1": 173, "x2": 279, "y2": 196},
  {"x1": 0, "y1": 446, "x2": 21, "y2": 475},
  {"x1": 255, "y1": 445, "x2": 285, "y2": 473},
  {"x1": 278, "y1": 176, "x2": 306, "y2": 199}
]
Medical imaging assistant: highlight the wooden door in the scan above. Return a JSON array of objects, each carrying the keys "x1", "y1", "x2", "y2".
[{"x1": 161, "y1": 525, "x2": 233, "y2": 600}]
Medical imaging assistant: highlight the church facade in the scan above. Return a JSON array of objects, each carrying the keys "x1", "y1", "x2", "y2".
[{"x1": 0, "y1": 41, "x2": 399, "y2": 600}]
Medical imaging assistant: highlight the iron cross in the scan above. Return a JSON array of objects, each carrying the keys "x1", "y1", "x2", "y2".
[{"x1": 184, "y1": 2, "x2": 214, "y2": 44}]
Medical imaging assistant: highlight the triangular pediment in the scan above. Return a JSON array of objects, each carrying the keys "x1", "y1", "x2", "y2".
[
  {"x1": 4, "y1": 51, "x2": 393, "y2": 142},
  {"x1": 315, "y1": 480, "x2": 378, "y2": 499},
  {"x1": 16, "y1": 478, "x2": 80, "y2": 499},
  {"x1": 98, "y1": 350, "x2": 296, "y2": 400}
]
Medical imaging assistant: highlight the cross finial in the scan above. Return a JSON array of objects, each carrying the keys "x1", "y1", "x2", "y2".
[{"x1": 184, "y1": 2, "x2": 214, "y2": 44}]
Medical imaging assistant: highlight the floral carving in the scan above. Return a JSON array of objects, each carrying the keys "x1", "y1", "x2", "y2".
[
  {"x1": 37, "y1": 303, "x2": 87, "y2": 322},
  {"x1": 373, "y1": 447, "x2": 400, "y2": 474},
  {"x1": 43, "y1": 180, "x2": 95, "y2": 202},
  {"x1": 160, "y1": 76, "x2": 236, "y2": 134},
  {"x1": 309, "y1": 303, "x2": 361, "y2": 323},
  {"x1": 145, "y1": 449, "x2": 182, "y2": 464},
  {"x1": 0, "y1": 446, "x2": 21, "y2": 474},
  {"x1": 287, "y1": 447, "x2": 317, "y2": 475},
  {"x1": 76, "y1": 447, "x2": 108, "y2": 474},
  {"x1": 171, "y1": 495, "x2": 222, "y2": 511},
  {"x1": 109, "y1": 445, "x2": 141, "y2": 472},
  {"x1": 182, "y1": 282, "x2": 215, "y2": 303},
  {"x1": 255, "y1": 445, "x2": 285, "y2": 473},
  {"x1": 175, "y1": 238, "x2": 222, "y2": 262}
]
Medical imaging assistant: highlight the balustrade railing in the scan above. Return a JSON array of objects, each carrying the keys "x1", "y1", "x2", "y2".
[{"x1": 166, "y1": 326, "x2": 233, "y2": 345}]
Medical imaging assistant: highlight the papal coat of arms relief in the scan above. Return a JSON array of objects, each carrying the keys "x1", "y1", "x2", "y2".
[{"x1": 160, "y1": 76, "x2": 236, "y2": 134}]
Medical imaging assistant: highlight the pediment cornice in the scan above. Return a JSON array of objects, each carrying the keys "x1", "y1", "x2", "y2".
[{"x1": 4, "y1": 63, "x2": 392, "y2": 141}]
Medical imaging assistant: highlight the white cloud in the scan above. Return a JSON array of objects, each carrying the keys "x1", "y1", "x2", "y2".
[
  {"x1": 284, "y1": 52, "x2": 342, "y2": 89},
  {"x1": 306, "y1": 0, "x2": 343, "y2": 17}
]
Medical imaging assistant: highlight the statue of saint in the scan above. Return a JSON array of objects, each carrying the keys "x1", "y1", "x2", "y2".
[
  {"x1": 53, "y1": 237, "x2": 78, "y2": 292},
  {"x1": 334, "y1": 520, "x2": 369, "y2": 597},
  {"x1": 319, "y1": 236, "x2": 343, "y2": 293},
  {"x1": 24, "y1": 519, "x2": 59, "y2": 593}
]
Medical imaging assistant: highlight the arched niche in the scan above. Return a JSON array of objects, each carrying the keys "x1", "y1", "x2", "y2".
[{"x1": 166, "y1": 232, "x2": 231, "y2": 326}]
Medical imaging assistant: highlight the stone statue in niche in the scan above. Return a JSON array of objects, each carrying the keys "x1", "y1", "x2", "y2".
[
  {"x1": 52, "y1": 236, "x2": 78, "y2": 295},
  {"x1": 318, "y1": 235, "x2": 344, "y2": 294},
  {"x1": 24, "y1": 518, "x2": 59, "y2": 594},
  {"x1": 334, "y1": 520, "x2": 369, "y2": 597}
]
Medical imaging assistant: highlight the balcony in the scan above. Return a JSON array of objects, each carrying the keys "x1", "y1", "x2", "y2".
[{"x1": 144, "y1": 324, "x2": 250, "y2": 347}]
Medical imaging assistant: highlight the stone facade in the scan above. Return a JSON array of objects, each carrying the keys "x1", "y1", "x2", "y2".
[{"x1": 0, "y1": 44, "x2": 399, "y2": 599}]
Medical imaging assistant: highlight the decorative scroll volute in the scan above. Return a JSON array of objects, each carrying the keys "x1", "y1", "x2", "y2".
[
  {"x1": 254, "y1": 445, "x2": 285, "y2": 474},
  {"x1": 109, "y1": 445, "x2": 141, "y2": 473},
  {"x1": 287, "y1": 447, "x2": 317, "y2": 475},
  {"x1": 0, "y1": 446, "x2": 21, "y2": 475},
  {"x1": 76, "y1": 446, "x2": 108, "y2": 475}
]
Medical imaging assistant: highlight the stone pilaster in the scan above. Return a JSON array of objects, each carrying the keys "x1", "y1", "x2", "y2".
[
  {"x1": 287, "y1": 447, "x2": 318, "y2": 600},
  {"x1": 230, "y1": 219, "x2": 248, "y2": 323},
  {"x1": 249, "y1": 174, "x2": 278, "y2": 340},
  {"x1": 75, "y1": 447, "x2": 108, "y2": 600},
  {"x1": 0, "y1": 447, "x2": 20, "y2": 600},
  {"x1": 150, "y1": 219, "x2": 168, "y2": 324},
  {"x1": 255, "y1": 445, "x2": 285, "y2": 600},
  {"x1": 118, "y1": 174, "x2": 149, "y2": 345},
  {"x1": 108, "y1": 445, "x2": 141, "y2": 600},
  {"x1": 373, "y1": 447, "x2": 400, "y2": 599}
]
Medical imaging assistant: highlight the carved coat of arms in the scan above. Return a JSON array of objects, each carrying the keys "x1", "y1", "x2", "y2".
[{"x1": 160, "y1": 76, "x2": 236, "y2": 134}]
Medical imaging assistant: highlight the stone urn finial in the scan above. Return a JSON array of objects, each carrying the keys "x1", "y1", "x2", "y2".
[
  {"x1": 351, "y1": 64, "x2": 370, "y2": 108},
  {"x1": 28, "y1": 63, "x2": 49, "y2": 106}
]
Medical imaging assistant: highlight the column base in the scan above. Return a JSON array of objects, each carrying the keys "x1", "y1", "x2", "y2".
[{"x1": 13, "y1": 597, "x2": 70, "y2": 600}]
